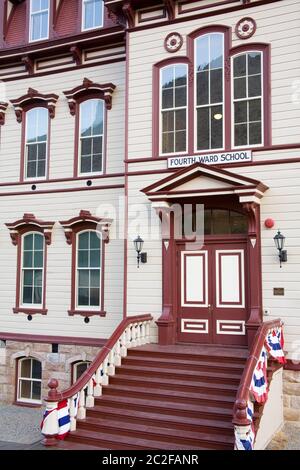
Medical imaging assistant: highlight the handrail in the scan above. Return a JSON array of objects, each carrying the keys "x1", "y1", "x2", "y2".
[
  {"x1": 232, "y1": 318, "x2": 283, "y2": 427},
  {"x1": 45, "y1": 314, "x2": 152, "y2": 403},
  {"x1": 41, "y1": 314, "x2": 153, "y2": 445}
]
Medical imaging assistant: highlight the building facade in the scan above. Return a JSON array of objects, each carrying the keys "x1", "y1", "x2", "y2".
[{"x1": 0, "y1": 0, "x2": 299, "y2": 445}]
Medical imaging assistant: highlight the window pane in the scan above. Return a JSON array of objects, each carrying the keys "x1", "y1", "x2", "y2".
[
  {"x1": 204, "y1": 209, "x2": 212, "y2": 235},
  {"x1": 34, "y1": 251, "x2": 43, "y2": 268},
  {"x1": 175, "y1": 131, "x2": 186, "y2": 153},
  {"x1": 24, "y1": 270, "x2": 33, "y2": 287},
  {"x1": 234, "y1": 77, "x2": 246, "y2": 99},
  {"x1": 90, "y1": 288, "x2": 100, "y2": 306},
  {"x1": 81, "y1": 156, "x2": 91, "y2": 173},
  {"x1": 81, "y1": 138, "x2": 92, "y2": 156},
  {"x1": 20, "y1": 380, "x2": 31, "y2": 399},
  {"x1": 235, "y1": 123, "x2": 247, "y2": 147},
  {"x1": 174, "y1": 65, "x2": 187, "y2": 86},
  {"x1": 90, "y1": 250, "x2": 101, "y2": 268},
  {"x1": 21, "y1": 359, "x2": 31, "y2": 378},
  {"x1": 34, "y1": 270, "x2": 43, "y2": 287},
  {"x1": 175, "y1": 109, "x2": 186, "y2": 131},
  {"x1": 78, "y1": 270, "x2": 89, "y2": 287},
  {"x1": 27, "y1": 145, "x2": 37, "y2": 161},
  {"x1": 33, "y1": 286, "x2": 42, "y2": 304},
  {"x1": 230, "y1": 211, "x2": 248, "y2": 234},
  {"x1": 175, "y1": 87, "x2": 186, "y2": 107},
  {"x1": 91, "y1": 154, "x2": 102, "y2": 173},
  {"x1": 210, "y1": 68, "x2": 223, "y2": 104},
  {"x1": 34, "y1": 234, "x2": 43, "y2": 250},
  {"x1": 248, "y1": 75, "x2": 261, "y2": 98},
  {"x1": 212, "y1": 209, "x2": 230, "y2": 234},
  {"x1": 78, "y1": 288, "x2": 89, "y2": 306},
  {"x1": 84, "y1": 2, "x2": 94, "y2": 29},
  {"x1": 75, "y1": 362, "x2": 91, "y2": 380},
  {"x1": 197, "y1": 71, "x2": 209, "y2": 106},
  {"x1": 90, "y1": 231, "x2": 101, "y2": 249},
  {"x1": 31, "y1": 14, "x2": 40, "y2": 41},
  {"x1": 162, "y1": 132, "x2": 174, "y2": 154},
  {"x1": 24, "y1": 234, "x2": 33, "y2": 251},
  {"x1": 23, "y1": 251, "x2": 33, "y2": 268},
  {"x1": 90, "y1": 270, "x2": 100, "y2": 288},
  {"x1": 196, "y1": 35, "x2": 209, "y2": 72},
  {"x1": 93, "y1": 136, "x2": 102, "y2": 156},
  {"x1": 211, "y1": 106, "x2": 223, "y2": 149},
  {"x1": 197, "y1": 107, "x2": 209, "y2": 150},
  {"x1": 32, "y1": 360, "x2": 42, "y2": 379},
  {"x1": 23, "y1": 287, "x2": 33, "y2": 304},
  {"x1": 162, "y1": 111, "x2": 174, "y2": 133},
  {"x1": 78, "y1": 250, "x2": 89, "y2": 267},
  {"x1": 37, "y1": 160, "x2": 46, "y2": 177},
  {"x1": 249, "y1": 99, "x2": 261, "y2": 122},
  {"x1": 210, "y1": 34, "x2": 223, "y2": 69},
  {"x1": 31, "y1": 0, "x2": 41, "y2": 13},
  {"x1": 248, "y1": 52, "x2": 261, "y2": 75},
  {"x1": 32, "y1": 381, "x2": 41, "y2": 400},
  {"x1": 162, "y1": 67, "x2": 174, "y2": 88},
  {"x1": 249, "y1": 122, "x2": 262, "y2": 145},
  {"x1": 92, "y1": 101, "x2": 103, "y2": 135},
  {"x1": 79, "y1": 232, "x2": 89, "y2": 249},
  {"x1": 234, "y1": 55, "x2": 246, "y2": 78},
  {"x1": 162, "y1": 88, "x2": 173, "y2": 109},
  {"x1": 234, "y1": 101, "x2": 247, "y2": 124},
  {"x1": 27, "y1": 161, "x2": 37, "y2": 179}
]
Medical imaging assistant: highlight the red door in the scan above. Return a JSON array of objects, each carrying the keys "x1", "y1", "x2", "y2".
[{"x1": 177, "y1": 240, "x2": 248, "y2": 345}]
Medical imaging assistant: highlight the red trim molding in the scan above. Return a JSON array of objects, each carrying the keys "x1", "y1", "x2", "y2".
[
  {"x1": 63, "y1": 77, "x2": 116, "y2": 114},
  {"x1": 6, "y1": 213, "x2": 55, "y2": 246},
  {"x1": 0, "y1": 102, "x2": 9, "y2": 125},
  {"x1": 0, "y1": 331, "x2": 106, "y2": 347},
  {"x1": 10, "y1": 88, "x2": 59, "y2": 123},
  {"x1": 284, "y1": 359, "x2": 300, "y2": 372},
  {"x1": 59, "y1": 210, "x2": 112, "y2": 318}
]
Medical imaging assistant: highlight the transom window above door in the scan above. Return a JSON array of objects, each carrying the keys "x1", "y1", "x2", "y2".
[
  {"x1": 182, "y1": 208, "x2": 248, "y2": 237},
  {"x1": 155, "y1": 26, "x2": 270, "y2": 157}
]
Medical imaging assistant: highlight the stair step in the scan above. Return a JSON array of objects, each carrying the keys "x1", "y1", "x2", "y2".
[
  {"x1": 122, "y1": 356, "x2": 245, "y2": 374},
  {"x1": 94, "y1": 394, "x2": 235, "y2": 415},
  {"x1": 86, "y1": 405, "x2": 233, "y2": 433},
  {"x1": 68, "y1": 429, "x2": 218, "y2": 450},
  {"x1": 110, "y1": 373, "x2": 238, "y2": 391},
  {"x1": 78, "y1": 416, "x2": 234, "y2": 447},
  {"x1": 114, "y1": 365, "x2": 241, "y2": 384},
  {"x1": 57, "y1": 441, "x2": 107, "y2": 450}
]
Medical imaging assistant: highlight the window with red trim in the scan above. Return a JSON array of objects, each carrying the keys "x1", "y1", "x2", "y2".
[
  {"x1": 79, "y1": 99, "x2": 104, "y2": 175},
  {"x1": 154, "y1": 27, "x2": 270, "y2": 157},
  {"x1": 24, "y1": 107, "x2": 49, "y2": 180}
]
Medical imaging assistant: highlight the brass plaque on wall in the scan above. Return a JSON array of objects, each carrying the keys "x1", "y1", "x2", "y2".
[{"x1": 273, "y1": 288, "x2": 285, "y2": 296}]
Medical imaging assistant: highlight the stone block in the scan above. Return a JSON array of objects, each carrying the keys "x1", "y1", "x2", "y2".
[
  {"x1": 283, "y1": 394, "x2": 291, "y2": 408},
  {"x1": 284, "y1": 407, "x2": 300, "y2": 421},
  {"x1": 283, "y1": 382, "x2": 300, "y2": 396},
  {"x1": 283, "y1": 370, "x2": 300, "y2": 384},
  {"x1": 291, "y1": 395, "x2": 300, "y2": 409}
]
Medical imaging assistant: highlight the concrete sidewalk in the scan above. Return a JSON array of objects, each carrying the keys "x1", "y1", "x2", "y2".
[{"x1": 0, "y1": 404, "x2": 44, "y2": 449}]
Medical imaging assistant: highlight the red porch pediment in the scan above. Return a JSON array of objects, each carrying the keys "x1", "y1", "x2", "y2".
[{"x1": 141, "y1": 163, "x2": 268, "y2": 205}]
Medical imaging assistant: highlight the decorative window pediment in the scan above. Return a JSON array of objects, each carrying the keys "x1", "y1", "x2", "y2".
[
  {"x1": 59, "y1": 210, "x2": 112, "y2": 244},
  {"x1": 10, "y1": 88, "x2": 59, "y2": 123},
  {"x1": 6, "y1": 213, "x2": 55, "y2": 246},
  {"x1": 0, "y1": 102, "x2": 9, "y2": 126},
  {"x1": 63, "y1": 78, "x2": 116, "y2": 115}
]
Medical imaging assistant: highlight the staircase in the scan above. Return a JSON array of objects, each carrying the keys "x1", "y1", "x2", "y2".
[{"x1": 60, "y1": 344, "x2": 248, "y2": 450}]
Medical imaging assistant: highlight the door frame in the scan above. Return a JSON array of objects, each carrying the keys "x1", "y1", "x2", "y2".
[{"x1": 156, "y1": 199, "x2": 263, "y2": 348}]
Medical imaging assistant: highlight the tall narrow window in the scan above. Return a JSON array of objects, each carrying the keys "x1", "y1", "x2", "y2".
[
  {"x1": 77, "y1": 231, "x2": 102, "y2": 309},
  {"x1": 17, "y1": 357, "x2": 42, "y2": 404},
  {"x1": 161, "y1": 64, "x2": 187, "y2": 155},
  {"x1": 82, "y1": 0, "x2": 104, "y2": 31},
  {"x1": 196, "y1": 33, "x2": 224, "y2": 151},
  {"x1": 79, "y1": 99, "x2": 104, "y2": 175},
  {"x1": 22, "y1": 233, "x2": 44, "y2": 306},
  {"x1": 233, "y1": 52, "x2": 263, "y2": 147},
  {"x1": 25, "y1": 108, "x2": 48, "y2": 180},
  {"x1": 30, "y1": 0, "x2": 49, "y2": 42}
]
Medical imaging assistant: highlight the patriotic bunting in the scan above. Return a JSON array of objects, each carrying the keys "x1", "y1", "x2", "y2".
[
  {"x1": 249, "y1": 346, "x2": 268, "y2": 403},
  {"x1": 57, "y1": 399, "x2": 71, "y2": 440},
  {"x1": 265, "y1": 327, "x2": 287, "y2": 364}
]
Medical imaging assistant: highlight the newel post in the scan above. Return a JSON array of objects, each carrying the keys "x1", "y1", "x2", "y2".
[{"x1": 42, "y1": 379, "x2": 60, "y2": 447}]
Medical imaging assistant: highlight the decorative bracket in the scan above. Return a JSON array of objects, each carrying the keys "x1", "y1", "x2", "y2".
[
  {"x1": 122, "y1": 2, "x2": 135, "y2": 29},
  {"x1": 22, "y1": 55, "x2": 34, "y2": 75},
  {"x1": 164, "y1": 0, "x2": 175, "y2": 20},
  {"x1": 70, "y1": 46, "x2": 82, "y2": 66}
]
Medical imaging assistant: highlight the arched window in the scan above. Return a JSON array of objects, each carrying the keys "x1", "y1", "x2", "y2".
[
  {"x1": 17, "y1": 357, "x2": 42, "y2": 404},
  {"x1": 82, "y1": 0, "x2": 104, "y2": 31},
  {"x1": 25, "y1": 107, "x2": 48, "y2": 180},
  {"x1": 76, "y1": 230, "x2": 102, "y2": 309},
  {"x1": 79, "y1": 99, "x2": 104, "y2": 175},
  {"x1": 73, "y1": 361, "x2": 91, "y2": 383},
  {"x1": 160, "y1": 64, "x2": 188, "y2": 155},
  {"x1": 22, "y1": 232, "x2": 45, "y2": 306},
  {"x1": 232, "y1": 51, "x2": 263, "y2": 147},
  {"x1": 195, "y1": 33, "x2": 224, "y2": 151}
]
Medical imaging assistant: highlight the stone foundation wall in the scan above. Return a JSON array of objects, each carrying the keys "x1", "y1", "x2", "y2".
[
  {"x1": 0, "y1": 341, "x2": 100, "y2": 405},
  {"x1": 283, "y1": 370, "x2": 300, "y2": 423}
]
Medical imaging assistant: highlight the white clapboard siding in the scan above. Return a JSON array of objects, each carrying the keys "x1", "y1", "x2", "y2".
[
  {"x1": 127, "y1": 0, "x2": 300, "y2": 158},
  {"x1": 0, "y1": 188, "x2": 124, "y2": 339},
  {"x1": 0, "y1": 61, "x2": 125, "y2": 182}
]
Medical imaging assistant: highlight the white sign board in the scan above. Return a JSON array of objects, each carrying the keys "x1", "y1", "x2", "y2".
[{"x1": 168, "y1": 151, "x2": 252, "y2": 169}]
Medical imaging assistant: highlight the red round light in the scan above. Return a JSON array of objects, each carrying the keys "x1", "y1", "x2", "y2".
[{"x1": 265, "y1": 218, "x2": 275, "y2": 229}]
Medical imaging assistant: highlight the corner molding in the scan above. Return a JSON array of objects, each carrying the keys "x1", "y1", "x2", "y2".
[
  {"x1": 63, "y1": 78, "x2": 116, "y2": 114},
  {"x1": 6, "y1": 213, "x2": 56, "y2": 245},
  {"x1": 10, "y1": 88, "x2": 59, "y2": 122}
]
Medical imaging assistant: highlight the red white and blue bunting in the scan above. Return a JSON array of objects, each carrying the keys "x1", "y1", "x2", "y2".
[
  {"x1": 265, "y1": 327, "x2": 287, "y2": 365},
  {"x1": 249, "y1": 346, "x2": 268, "y2": 403}
]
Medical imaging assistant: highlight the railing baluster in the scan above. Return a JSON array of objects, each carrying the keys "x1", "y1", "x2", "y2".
[
  {"x1": 77, "y1": 389, "x2": 86, "y2": 420},
  {"x1": 94, "y1": 366, "x2": 102, "y2": 397},
  {"x1": 102, "y1": 356, "x2": 109, "y2": 385},
  {"x1": 69, "y1": 395, "x2": 77, "y2": 431},
  {"x1": 108, "y1": 348, "x2": 115, "y2": 375},
  {"x1": 86, "y1": 378, "x2": 94, "y2": 408},
  {"x1": 114, "y1": 339, "x2": 122, "y2": 366},
  {"x1": 120, "y1": 332, "x2": 127, "y2": 357}
]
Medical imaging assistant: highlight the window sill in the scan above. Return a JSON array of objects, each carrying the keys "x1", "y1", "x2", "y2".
[
  {"x1": 68, "y1": 309, "x2": 106, "y2": 318},
  {"x1": 14, "y1": 401, "x2": 42, "y2": 408},
  {"x1": 13, "y1": 307, "x2": 48, "y2": 315}
]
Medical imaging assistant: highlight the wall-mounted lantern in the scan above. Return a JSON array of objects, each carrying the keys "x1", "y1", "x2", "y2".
[
  {"x1": 133, "y1": 236, "x2": 147, "y2": 268},
  {"x1": 273, "y1": 230, "x2": 287, "y2": 268}
]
